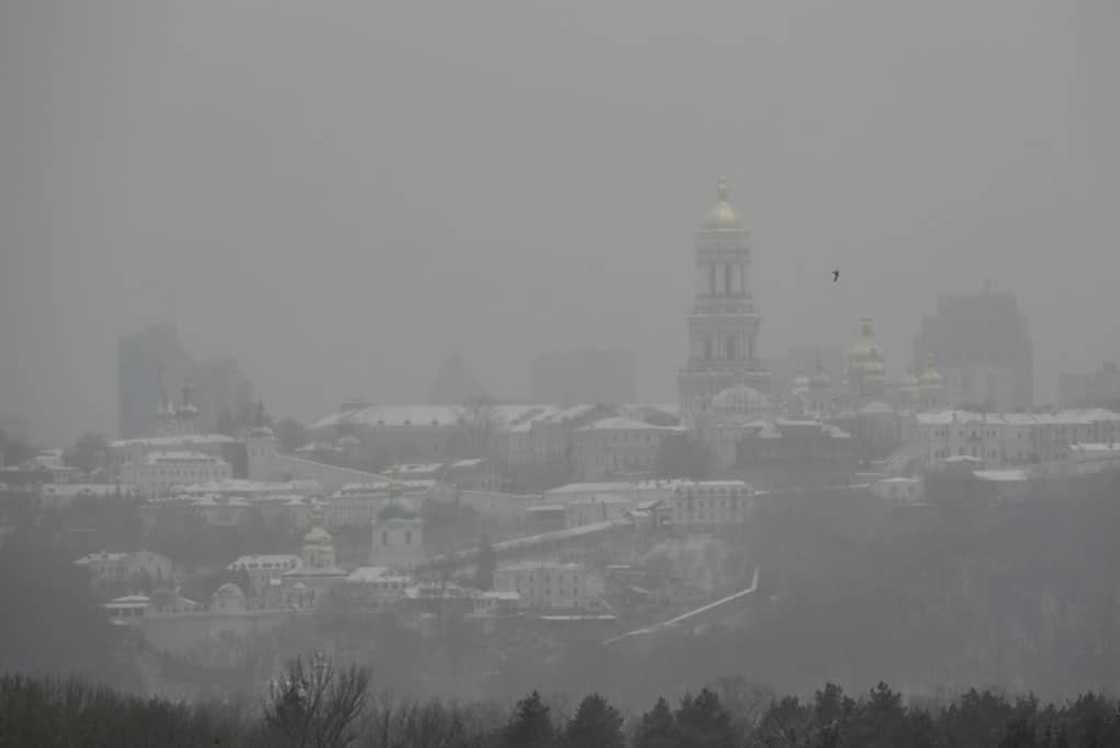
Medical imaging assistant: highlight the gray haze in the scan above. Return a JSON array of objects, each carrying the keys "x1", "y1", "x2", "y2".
[{"x1": 2, "y1": 0, "x2": 1117, "y2": 443}]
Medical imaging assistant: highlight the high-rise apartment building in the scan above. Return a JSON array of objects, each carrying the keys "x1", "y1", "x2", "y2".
[{"x1": 913, "y1": 283, "x2": 1034, "y2": 411}]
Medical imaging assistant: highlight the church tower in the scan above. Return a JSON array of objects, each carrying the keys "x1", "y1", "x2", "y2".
[{"x1": 678, "y1": 178, "x2": 771, "y2": 412}]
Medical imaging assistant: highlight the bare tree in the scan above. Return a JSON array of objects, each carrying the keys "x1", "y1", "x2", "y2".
[{"x1": 263, "y1": 652, "x2": 370, "y2": 748}]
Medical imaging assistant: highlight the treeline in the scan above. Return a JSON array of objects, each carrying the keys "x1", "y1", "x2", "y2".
[{"x1": 3, "y1": 660, "x2": 1120, "y2": 747}]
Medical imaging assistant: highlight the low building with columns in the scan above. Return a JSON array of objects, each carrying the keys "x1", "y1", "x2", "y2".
[{"x1": 571, "y1": 417, "x2": 685, "y2": 481}]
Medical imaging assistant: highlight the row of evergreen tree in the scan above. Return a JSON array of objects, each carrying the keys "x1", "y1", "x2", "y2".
[{"x1": 4, "y1": 660, "x2": 1120, "y2": 747}]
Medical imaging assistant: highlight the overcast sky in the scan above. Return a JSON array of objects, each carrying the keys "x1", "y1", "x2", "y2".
[{"x1": 2, "y1": 0, "x2": 1117, "y2": 443}]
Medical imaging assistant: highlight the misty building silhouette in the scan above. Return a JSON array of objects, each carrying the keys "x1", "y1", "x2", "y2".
[
  {"x1": 427, "y1": 351, "x2": 489, "y2": 405},
  {"x1": 678, "y1": 178, "x2": 771, "y2": 412},
  {"x1": 913, "y1": 282, "x2": 1034, "y2": 411},
  {"x1": 117, "y1": 323, "x2": 254, "y2": 438},
  {"x1": 116, "y1": 323, "x2": 193, "y2": 438},
  {"x1": 529, "y1": 347, "x2": 636, "y2": 406}
]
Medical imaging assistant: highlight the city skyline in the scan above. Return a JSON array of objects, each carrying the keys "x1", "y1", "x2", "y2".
[{"x1": 3, "y1": 0, "x2": 1117, "y2": 445}]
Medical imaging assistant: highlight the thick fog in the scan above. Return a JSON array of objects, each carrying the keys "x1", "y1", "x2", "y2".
[{"x1": 2, "y1": 0, "x2": 1117, "y2": 442}]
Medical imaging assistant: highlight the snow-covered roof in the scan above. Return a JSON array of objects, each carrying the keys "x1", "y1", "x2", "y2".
[
  {"x1": 974, "y1": 469, "x2": 1030, "y2": 483},
  {"x1": 311, "y1": 403, "x2": 566, "y2": 432},
  {"x1": 141, "y1": 451, "x2": 226, "y2": 464},
  {"x1": 498, "y1": 561, "x2": 586, "y2": 572},
  {"x1": 577, "y1": 416, "x2": 684, "y2": 432},
  {"x1": 228, "y1": 554, "x2": 301, "y2": 569},
  {"x1": 546, "y1": 480, "x2": 685, "y2": 495},
  {"x1": 177, "y1": 479, "x2": 321, "y2": 495},
  {"x1": 566, "y1": 494, "x2": 634, "y2": 505},
  {"x1": 104, "y1": 595, "x2": 151, "y2": 606},
  {"x1": 525, "y1": 504, "x2": 566, "y2": 513},
  {"x1": 190, "y1": 495, "x2": 251, "y2": 507},
  {"x1": 41, "y1": 483, "x2": 135, "y2": 497},
  {"x1": 542, "y1": 404, "x2": 601, "y2": 424},
  {"x1": 111, "y1": 434, "x2": 236, "y2": 449},
  {"x1": 385, "y1": 462, "x2": 444, "y2": 475},
  {"x1": 75, "y1": 551, "x2": 127, "y2": 565},
  {"x1": 346, "y1": 566, "x2": 412, "y2": 583},
  {"x1": 1069, "y1": 442, "x2": 1120, "y2": 453},
  {"x1": 916, "y1": 409, "x2": 1120, "y2": 427}
]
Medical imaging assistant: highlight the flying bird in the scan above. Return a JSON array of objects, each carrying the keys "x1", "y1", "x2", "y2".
[{"x1": 832, "y1": 269, "x2": 840, "y2": 282}]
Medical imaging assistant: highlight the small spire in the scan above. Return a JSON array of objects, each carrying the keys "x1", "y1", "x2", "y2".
[
  {"x1": 861, "y1": 318, "x2": 874, "y2": 337},
  {"x1": 717, "y1": 177, "x2": 730, "y2": 203}
]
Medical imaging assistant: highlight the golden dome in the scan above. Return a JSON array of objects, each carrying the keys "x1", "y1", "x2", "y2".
[{"x1": 702, "y1": 177, "x2": 743, "y2": 230}]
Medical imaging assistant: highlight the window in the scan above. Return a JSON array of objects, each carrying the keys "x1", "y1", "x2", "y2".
[
  {"x1": 405, "y1": 530, "x2": 412, "y2": 545},
  {"x1": 381, "y1": 530, "x2": 388, "y2": 546}
]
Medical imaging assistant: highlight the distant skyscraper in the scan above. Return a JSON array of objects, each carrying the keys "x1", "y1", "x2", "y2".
[
  {"x1": 913, "y1": 282, "x2": 1034, "y2": 411},
  {"x1": 530, "y1": 348, "x2": 636, "y2": 406},
  {"x1": 678, "y1": 178, "x2": 770, "y2": 411}
]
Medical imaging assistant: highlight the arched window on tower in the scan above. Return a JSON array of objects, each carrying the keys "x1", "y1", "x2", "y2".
[
  {"x1": 724, "y1": 264, "x2": 732, "y2": 296},
  {"x1": 709, "y1": 264, "x2": 717, "y2": 295},
  {"x1": 726, "y1": 335, "x2": 737, "y2": 361},
  {"x1": 704, "y1": 336, "x2": 714, "y2": 361}
]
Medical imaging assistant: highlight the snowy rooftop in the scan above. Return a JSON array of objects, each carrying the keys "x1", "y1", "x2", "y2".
[
  {"x1": 577, "y1": 416, "x2": 684, "y2": 432},
  {"x1": 111, "y1": 434, "x2": 237, "y2": 449},
  {"x1": 525, "y1": 504, "x2": 566, "y2": 513},
  {"x1": 104, "y1": 595, "x2": 151, "y2": 606},
  {"x1": 1069, "y1": 442, "x2": 1120, "y2": 453},
  {"x1": 916, "y1": 409, "x2": 1120, "y2": 426},
  {"x1": 41, "y1": 483, "x2": 136, "y2": 497},
  {"x1": 346, "y1": 566, "x2": 412, "y2": 583},
  {"x1": 547, "y1": 480, "x2": 688, "y2": 495},
  {"x1": 177, "y1": 479, "x2": 321, "y2": 495},
  {"x1": 75, "y1": 552, "x2": 127, "y2": 565},
  {"x1": 228, "y1": 555, "x2": 301, "y2": 569},
  {"x1": 974, "y1": 469, "x2": 1031, "y2": 483},
  {"x1": 312, "y1": 403, "x2": 568, "y2": 432},
  {"x1": 142, "y1": 451, "x2": 225, "y2": 464},
  {"x1": 385, "y1": 463, "x2": 444, "y2": 475},
  {"x1": 566, "y1": 494, "x2": 634, "y2": 505},
  {"x1": 497, "y1": 561, "x2": 587, "y2": 572}
]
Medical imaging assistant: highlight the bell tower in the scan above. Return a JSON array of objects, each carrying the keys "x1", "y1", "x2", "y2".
[{"x1": 677, "y1": 178, "x2": 770, "y2": 412}]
